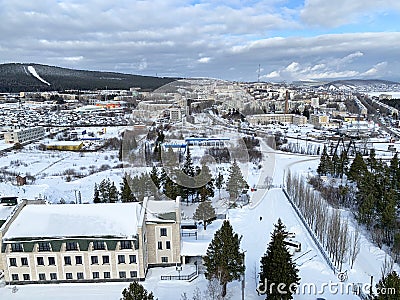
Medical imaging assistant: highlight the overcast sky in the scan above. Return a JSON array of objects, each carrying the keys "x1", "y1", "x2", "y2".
[{"x1": 1, "y1": 0, "x2": 400, "y2": 82}]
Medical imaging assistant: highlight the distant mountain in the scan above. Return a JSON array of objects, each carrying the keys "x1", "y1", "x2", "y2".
[
  {"x1": 0, "y1": 63, "x2": 177, "y2": 93},
  {"x1": 318, "y1": 79, "x2": 400, "y2": 92}
]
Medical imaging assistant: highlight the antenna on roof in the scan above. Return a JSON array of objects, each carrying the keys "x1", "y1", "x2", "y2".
[{"x1": 257, "y1": 64, "x2": 261, "y2": 83}]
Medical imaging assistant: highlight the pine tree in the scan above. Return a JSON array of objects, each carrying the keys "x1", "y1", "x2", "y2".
[
  {"x1": 150, "y1": 166, "x2": 160, "y2": 189},
  {"x1": 317, "y1": 145, "x2": 332, "y2": 176},
  {"x1": 193, "y1": 201, "x2": 216, "y2": 230},
  {"x1": 121, "y1": 281, "x2": 155, "y2": 300},
  {"x1": 98, "y1": 179, "x2": 110, "y2": 203},
  {"x1": 120, "y1": 174, "x2": 136, "y2": 202},
  {"x1": 159, "y1": 167, "x2": 168, "y2": 191},
  {"x1": 109, "y1": 181, "x2": 118, "y2": 203},
  {"x1": 181, "y1": 147, "x2": 195, "y2": 204},
  {"x1": 375, "y1": 271, "x2": 400, "y2": 300},
  {"x1": 226, "y1": 159, "x2": 248, "y2": 201},
  {"x1": 259, "y1": 219, "x2": 300, "y2": 300},
  {"x1": 196, "y1": 164, "x2": 214, "y2": 202},
  {"x1": 93, "y1": 183, "x2": 101, "y2": 203},
  {"x1": 348, "y1": 152, "x2": 368, "y2": 183},
  {"x1": 204, "y1": 220, "x2": 245, "y2": 297},
  {"x1": 215, "y1": 172, "x2": 224, "y2": 199}
]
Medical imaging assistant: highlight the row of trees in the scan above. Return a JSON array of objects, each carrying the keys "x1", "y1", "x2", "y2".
[
  {"x1": 286, "y1": 172, "x2": 360, "y2": 270},
  {"x1": 316, "y1": 147, "x2": 400, "y2": 259}
]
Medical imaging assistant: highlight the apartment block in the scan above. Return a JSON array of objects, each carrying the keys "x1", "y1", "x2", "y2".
[{"x1": 0, "y1": 197, "x2": 181, "y2": 284}]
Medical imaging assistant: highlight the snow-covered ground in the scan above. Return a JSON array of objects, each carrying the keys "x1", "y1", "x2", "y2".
[{"x1": 0, "y1": 125, "x2": 398, "y2": 299}]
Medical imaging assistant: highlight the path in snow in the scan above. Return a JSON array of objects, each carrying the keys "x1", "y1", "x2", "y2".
[{"x1": 27, "y1": 66, "x2": 51, "y2": 86}]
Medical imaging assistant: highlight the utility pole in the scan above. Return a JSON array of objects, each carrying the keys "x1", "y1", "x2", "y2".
[{"x1": 257, "y1": 64, "x2": 261, "y2": 83}]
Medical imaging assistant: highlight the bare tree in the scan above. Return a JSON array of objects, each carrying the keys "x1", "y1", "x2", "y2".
[
  {"x1": 348, "y1": 228, "x2": 361, "y2": 269},
  {"x1": 381, "y1": 255, "x2": 394, "y2": 279},
  {"x1": 192, "y1": 287, "x2": 202, "y2": 300},
  {"x1": 203, "y1": 277, "x2": 231, "y2": 300}
]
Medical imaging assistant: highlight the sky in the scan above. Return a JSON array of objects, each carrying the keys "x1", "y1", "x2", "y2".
[{"x1": 0, "y1": 0, "x2": 400, "y2": 82}]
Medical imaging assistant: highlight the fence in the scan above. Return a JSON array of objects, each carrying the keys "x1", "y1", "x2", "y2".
[{"x1": 161, "y1": 271, "x2": 197, "y2": 281}]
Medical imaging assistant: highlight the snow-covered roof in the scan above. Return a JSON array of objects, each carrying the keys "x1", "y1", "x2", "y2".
[
  {"x1": 0, "y1": 204, "x2": 15, "y2": 220},
  {"x1": 46, "y1": 141, "x2": 83, "y2": 146},
  {"x1": 3, "y1": 203, "x2": 143, "y2": 240},
  {"x1": 145, "y1": 199, "x2": 178, "y2": 223}
]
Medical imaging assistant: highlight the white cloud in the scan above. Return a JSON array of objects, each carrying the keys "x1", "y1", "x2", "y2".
[{"x1": 198, "y1": 57, "x2": 211, "y2": 63}]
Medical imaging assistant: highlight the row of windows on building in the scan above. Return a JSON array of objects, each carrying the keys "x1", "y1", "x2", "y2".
[
  {"x1": 11, "y1": 270, "x2": 138, "y2": 282},
  {"x1": 10, "y1": 240, "x2": 134, "y2": 252},
  {"x1": 9, "y1": 254, "x2": 137, "y2": 267}
]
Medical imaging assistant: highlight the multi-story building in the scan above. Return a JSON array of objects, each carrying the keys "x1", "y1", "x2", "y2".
[
  {"x1": 4, "y1": 127, "x2": 45, "y2": 144},
  {"x1": 247, "y1": 114, "x2": 307, "y2": 125},
  {"x1": 309, "y1": 114, "x2": 329, "y2": 129},
  {"x1": 0, "y1": 196, "x2": 181, "y2": 284}
]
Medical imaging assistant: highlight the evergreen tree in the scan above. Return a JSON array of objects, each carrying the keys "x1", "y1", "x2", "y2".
[
  {"x1": 196, "y1": 164, "x2": 214, "y2": 202},
  {"x1": 120, "y1": 174, "x2": 136, "y2": 202},
  {"x1": 215, "y1": 172, "x2": 224, "y2": 199},
  {"x1": 181, "y1": 147, "x2": 195, "y2": 204},
  {"x1": 98, "y1": 179, "x2": 110, "y2": 203},
  {"x1": 317, "y1": 145, "x2": 332, "y2": 176},
  {"x1": 150, "y1": 166, "x2": 160, "y2": 189},
  {"x1": 159, "y1": 167, "x2": 168, "y2": 191},
  {"x1": 109, "y1": 182, "x2": 118, "y2": 203},
  {"x1": 93, "y1": 183, "x2": 101, "y2": 203},
  {"x1": 204, "y1": 220, "x2": 245, "y2": 297},
  {"x1": 226, "y1": 159, "x2": 248, "y2": 201},
  {"x1": 348, "y1": 152, "x2": 368, "y2": 183},
  {"x1": 375, "y1": 271, "x2": 400, "y2": 300},
  {"x1": 331, "y1": 152, "x2": 340, "y2": 177},
  {"x1": 121, "y1": 281, "x2": 155, "y2": 300},
  {"x1": 193, "y1": 201, "x2": 216, "y2": 230},
  {"x1": 259, "y1": 219, "x2": 300, "y2": 300}
]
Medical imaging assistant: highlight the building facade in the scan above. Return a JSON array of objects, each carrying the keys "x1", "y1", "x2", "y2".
[
  {"x1": 4, "y1": 127, "x2": 45, "y2": 144},
  {"x1": 0, "y1": 197, "x2": 181, "y2": 284}
]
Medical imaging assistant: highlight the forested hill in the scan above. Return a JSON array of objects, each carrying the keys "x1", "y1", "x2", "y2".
[{"x1": 0, "y1": 63, "x2": 177, "y2": 93}]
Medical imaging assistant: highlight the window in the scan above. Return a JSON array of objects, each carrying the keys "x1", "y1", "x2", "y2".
[
  {"x1": 93, "y1": 241, "x2": 105, "y2": 250},
  {"x1": 91, "y1": 256, "x2": 98, "y2": 265},
  {"x1": 158, "y1": 241, "x2": 163, "y2": 250},
  {"x1": 129, "y1": 255, "x2": 136, "y2": 264},
  {"x1": 66, "y1": 273, "x2": 73, "y2": 280},
  {"x1": 119, "y1": 271, "x2": 126, "y2": 279},
  {"x1": 130, "y1": 271, "x2": 137, "y2": 278},
  {"x1": 160, "y1": 228, "x2": 167, "y2": 236},
  {"x1": 50, "y1": 273, "x2": 57, "y2": 280},
  {"x1": 77, "y1": 272, "x2": 84, "y2": 280},
  {"x1": 39, "y1": 273, "x2": 46, "y2": 281},
  {"x1": 166, "y1": 241, "x2": 171, "y2": 249},
  {"x1": 11, "y1": 243, "x2": 23, "y2": 252},
  {"x1": 23, "y1": 274, "x2": 30, "y2": 281},
  {"x1": 48, "y1": 257, "x2": 56, "y2": 266},
  {"x1": 11, "y1": 274, "x2": 19, "y2": 281},
  {"x1": 64, "y1": 256, "x2": 71, "y2": 265},
  {"x1": 118, "y1": 255, "x2": 125, "y2": 264},
  {"x1": 21, "y1": 257, "x2": 29, "y2": 266},
  {"x1": 92, "y1": 272, "x2": 99, "y2": 279},
  {"x1": 104, "y1": 272, "x2": 111, "y2": 279},
  {"x1": 120, "y1": 240, "x2": 132, "y2": 249},
  {"x1": 161, "y1": 257, "x2": 168, "y2": 263},
  {"x1": 38, "y1": 242, "x2": 51, "y2": 252},
  {"x1": 9, "y1": 258, "x2": 17, "y2": 267},
  {"x1": 37, "y1": 257, "x2": 44, "y2": 266},
  {"x1": 102, "y1": 255, "x2": 109, "y2": 264},
  {"x1": 75, "y1": 256, "x2": 82, "y2": 265},
  {"x1": 66, "y1": 242, "x2": 78, "y2": 251}
]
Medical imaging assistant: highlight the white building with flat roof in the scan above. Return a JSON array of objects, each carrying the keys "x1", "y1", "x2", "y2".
[
  {"x1": 4, "y1": 127, "x2": 45, "y2": 144},
  {"x1": 0, "y1": 197, "x2": 181, "y2": 284}
]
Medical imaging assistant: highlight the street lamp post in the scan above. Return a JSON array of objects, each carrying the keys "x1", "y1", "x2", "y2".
[{"x1": 176, "y1": 264, "x2": 182, "y2": 280}]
